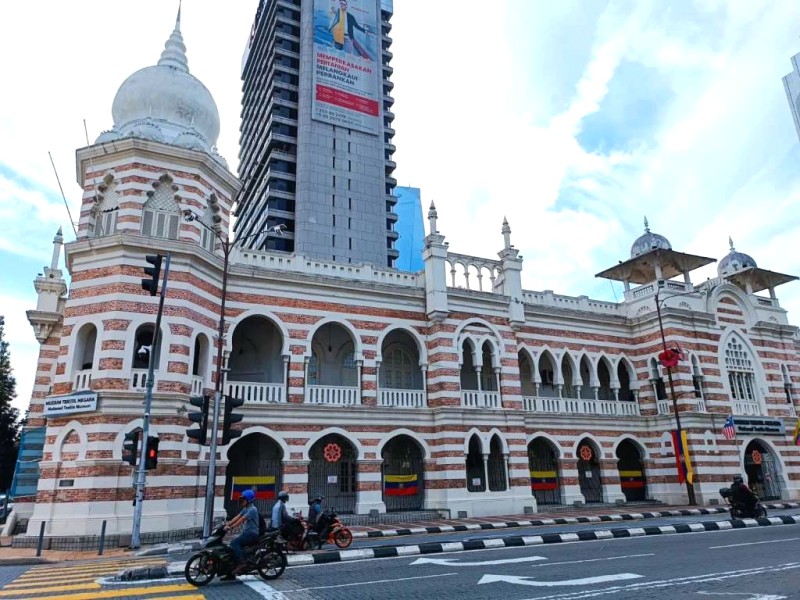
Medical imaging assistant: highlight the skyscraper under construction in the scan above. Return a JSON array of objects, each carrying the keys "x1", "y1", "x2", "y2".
[{"x1": 236, "y1": 0, "x2": 398, "y2": 267}]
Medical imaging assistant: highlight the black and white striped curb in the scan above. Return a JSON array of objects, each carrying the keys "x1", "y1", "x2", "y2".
[
  {"x1": 286, "y1": 514, "x2": 800, "y2": 566},
  {"x1": 354, "y1": 502, "x2": 800, "y2": 539}
]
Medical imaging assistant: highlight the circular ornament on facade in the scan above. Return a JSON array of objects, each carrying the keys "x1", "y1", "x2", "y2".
[
  {"x1": 324, "y1": 443, "x2": 342, "y2": 463},
  {"x1": 579, "y1": 445, "x2": 593, "y2": 461},
  {"x1": 751, "y1": 450, "x2": 762, "y2": 465}
]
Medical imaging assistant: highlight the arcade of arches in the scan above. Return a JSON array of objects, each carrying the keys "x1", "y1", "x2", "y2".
[{"x1": 223, "y1": 430, "x2": 755, "y2": 515}]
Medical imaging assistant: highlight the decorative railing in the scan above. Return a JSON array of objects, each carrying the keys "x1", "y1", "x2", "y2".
[
  {"x1": 446, "y1": 253, "x2": 502, "y2": 292},
  {"x1": 307, "y1": 385, "x2": 360, "y2": 406},
  {"x1": 226, "y1": 381, "x2": 286, "y2": 404},
  {"x1": 521, "y1": 291, "x2": 621, "y2": 315},
  {"x1": 754, "y1": 296, "x2": 777, "y2": 307},
  {"x1": 522, "y1": 396, "x2": 640, "y2": 416},
  {"x1": 74, "y1": 370, "x2": 92, "y2": 391},
  {"x1": 733, "y1": 400, "x2": 762, "y2": 416},
  {"x1": 657, "y1": 398, "x2": 707, "y2": 414},
  {"x1": 379, "y1": 389, "x2": 426, "y2": 408},
  {"x1": 461, "y1": 390, "x2": 501, "y2": 409},
  {"x1": 657, "y1": 399, "x2": 671, "y2": 415},
  {"x1": 191, "y1": 376, "x2": 204, "y2": 396}
]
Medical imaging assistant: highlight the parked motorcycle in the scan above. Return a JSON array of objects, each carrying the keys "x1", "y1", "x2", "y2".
[
  {"x1": 184, "y1": 524, "x2": 286, "y2": 586},
  {"x1": 307, "y1": 508, "x2": 353, "y2": 549},
  {"x1": 719, "y1": 487, "x2": 767, "y2": 519}
]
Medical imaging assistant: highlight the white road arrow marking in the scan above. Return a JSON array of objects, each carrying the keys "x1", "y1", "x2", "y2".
[
  {"x1": 478, "y1": 572, "x2": 643, "y2": 587},
  {"x1": 411, "y1": 555, "x2": 547, "y2": 567}
]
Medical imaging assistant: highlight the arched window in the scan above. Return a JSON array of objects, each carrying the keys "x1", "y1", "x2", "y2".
[
  {"x1": 90, "y1": 176, "x2": 120, "y2": 238},
  {"x1": 487, "y1": 435, "x2": 507, "y2": 491},
  {"x1": 782, "y1": 365, "x2": 794, "y2": 408},
  {"x1": 382, "y1": 347, "x2": 415, "y2": 389},
  {"x1": 650, "y1": 358, "x2": 667, "y2": 401},
  {"x1": 480, "y1": 342, "x2": 496, "y2": 391},
  {"x1": 691, "y1": 355, "x2": 705, "y2": 400},
  {"x1": 142, "y1": 177, "x2": 180, "y2": 240},
  {"x1": 133, "y1": 324, "x2": 161, "y2": 370},
  {"x1": 724, "y1": 336, "x2": 758, "y2": 406}
]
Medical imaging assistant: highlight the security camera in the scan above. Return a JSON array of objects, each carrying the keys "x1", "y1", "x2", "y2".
[
  {"x1": 268, "y1": 224, "x2": 287, "y2": 236},
  {"x1": 657, "y1": 279, "x2": 666, "y2": 289}
]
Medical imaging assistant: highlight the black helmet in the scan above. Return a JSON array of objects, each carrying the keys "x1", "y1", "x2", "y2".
[
  {"x1": 733, "y1": 475, "x2": 744, "y2": 484},
  {"x1": 278, "y1": 490, "x2": 289, "y2": 501}
]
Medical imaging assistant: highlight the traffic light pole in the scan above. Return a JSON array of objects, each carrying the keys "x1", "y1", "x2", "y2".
[
  {"x1": 203, "y1": 239, "x2": 231, "y2": 538},
  {"x1": 131, "y1": 253, "x2": 171, "y2": 549}
]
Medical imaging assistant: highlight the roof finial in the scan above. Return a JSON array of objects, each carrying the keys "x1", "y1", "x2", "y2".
[
  {"x1": 643, "y1": 216, "x2": 650, "y2": 233},
  {"x1": 158, "y1": 1, "x2": 189, "y2": 72},
  {"x1": 502, "y1": 217, "x2": 511, "y2": 250},
  {"x1": 427, "y1": 201, "x2": 438, "y2": 234},
  {"x1": 728, "y1": 236, "x2": 735, "y2": 252}
]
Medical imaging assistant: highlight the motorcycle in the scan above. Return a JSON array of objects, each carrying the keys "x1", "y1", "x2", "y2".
[
  {"x1": 307, "y1": 508, "x2": 353, "y2": 549},
  {"x1": 184, "y1": 524, "x2": 286, "y2": 586},
  {"x1": 719, "y1": 487, "x2": 768, "y2": 519},
  {"x1": 282, "y1": 513, "x2": 313, "y2": 552}
]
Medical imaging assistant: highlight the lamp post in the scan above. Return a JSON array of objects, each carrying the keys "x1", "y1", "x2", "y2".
[
  {"x1": 183, "y1": 211, "x2": 284, "y2": 537},
  {"x1": 654, "y1": 281, "x2": 697, "y2": 506}
]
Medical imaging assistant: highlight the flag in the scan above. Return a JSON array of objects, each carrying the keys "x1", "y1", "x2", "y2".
[
  {"x1": 618, "y1": 470, "x2": 646, "y2": 490},
  {"x1": 722, "y1": 415, "x2": 736, "y2": 440},
  {"x1": 385, "y1": 474, "x2": 418, "y2": 496},
  {"x1": 793, "y1": 419, "x2": 800, "y2": 446},
  {"x1": 231, "y1": 476, "x2": 276, "y2": 500},
  {"x1": 529, "y1": 470, "x2": 559, "y2": 492},
  {"x1": 671, "y1": 430, "x2": 694, "y2": 485}
]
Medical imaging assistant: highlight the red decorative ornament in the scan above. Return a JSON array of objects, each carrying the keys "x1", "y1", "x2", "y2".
[
  {"x1": 751, "y1": 450, "x2": 762, "y2": 465},
  {"x1": 658, "y1": 348, "x2": 681, "y2": 368},
  {"x1": 324, "y1": 443, "x2": 342, "y2": 463},
  {"x1": 579, "y1": 445, "x2": 593, "y2": 461}
]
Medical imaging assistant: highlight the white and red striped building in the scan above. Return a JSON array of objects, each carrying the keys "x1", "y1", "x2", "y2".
[{"x1": 14, "y1": 14, "x2": 800, "y2": 543}]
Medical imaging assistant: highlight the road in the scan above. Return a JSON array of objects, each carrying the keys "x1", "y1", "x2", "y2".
[{"x1": 1, "y1": 513, "x2": 798, "y2": 599}]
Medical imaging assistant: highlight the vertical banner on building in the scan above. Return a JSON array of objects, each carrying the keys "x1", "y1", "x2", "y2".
[
  {"x1": 312, "y1": 0, "x2": 380, "y2": 134},
  {"x1": 670, "y1": 430, "x2": 694, "y2": 485}
]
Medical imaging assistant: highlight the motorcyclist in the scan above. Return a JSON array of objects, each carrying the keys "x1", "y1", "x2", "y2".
[
  {"x1": 731, "y1": 475, "x2": 758, "y2": 512},
  {"x1": 308, "y1": 496, "x2": 324, "y2": 527},
  {"x1": 222, "y1": 488, "x2": 259, "y2": 580},
  {"x1": 271, "y1": 490, "x2": 292, "y2": 540}
]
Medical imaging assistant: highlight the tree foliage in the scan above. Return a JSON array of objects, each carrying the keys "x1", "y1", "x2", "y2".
[{"x1": 0, "y1": 316, "x2": 20, "y2": 491}]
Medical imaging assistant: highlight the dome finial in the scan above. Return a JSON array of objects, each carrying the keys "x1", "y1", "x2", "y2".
[
  {"x1": 158, "y1": 2, "x2": 189, "y2": 72},
  {"x1": 728, "y1": 236, "x2": 735, "y2": 252},
  {"x1": 643, "y1": 216, "x2": 650, "y2": 233}
]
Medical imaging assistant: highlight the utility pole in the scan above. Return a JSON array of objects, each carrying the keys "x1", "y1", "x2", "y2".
[
  {"x1": 131, "y1": 253, "x2": 171, "y2": 549},
  {"x1": 203, "y1": 238, "x2": 231, "y2": 538}
]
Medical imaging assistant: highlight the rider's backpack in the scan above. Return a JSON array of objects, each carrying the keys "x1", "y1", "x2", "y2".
[{"x1": 258, "y1": 512, "x2": 268, "y2": 536}]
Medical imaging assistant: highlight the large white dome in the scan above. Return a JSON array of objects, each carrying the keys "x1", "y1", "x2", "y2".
[{"x1": 96, "y1": 11, "x2": 222, "y2": 161}]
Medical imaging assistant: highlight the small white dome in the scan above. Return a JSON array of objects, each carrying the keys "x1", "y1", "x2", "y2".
[
  {"x1": 630, "y1": 217, "x2": 672, "y2": 258},
  {"x1": 718, "y1": 237, "x2": 757, "y2": 276},
  {"x1": 97, "y1": 10, "x2": 222, "y2": 161}
]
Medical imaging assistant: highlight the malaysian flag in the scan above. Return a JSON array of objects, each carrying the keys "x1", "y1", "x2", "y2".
[{"x1": 722, "y1": 415, "x2": 736, "y2": 440}]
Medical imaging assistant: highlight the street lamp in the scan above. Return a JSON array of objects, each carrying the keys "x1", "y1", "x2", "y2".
[
  {"x1": 183, "y1": 210, "x2": 284, "y2": 537},
  {"x1": 654, "y1": 280, "x2": 701, "y2": 506}
]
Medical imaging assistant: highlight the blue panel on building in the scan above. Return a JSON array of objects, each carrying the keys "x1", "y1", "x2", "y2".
[
  {"x1": 394, "y1": 186, "x2": 424, "y2": 272},
  {"x1": 10, "y1": 427, "x2": 45, "y2": 498}
]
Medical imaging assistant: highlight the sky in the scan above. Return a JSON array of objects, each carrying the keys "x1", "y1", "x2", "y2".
[{"x1": 2, "y1": 1, "x2": 800, "y2": 415}]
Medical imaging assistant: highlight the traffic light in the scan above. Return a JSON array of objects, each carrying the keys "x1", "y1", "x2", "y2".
[
  {"x1": 187, "y1": 395, "x2": 210, "y2": 445},
  {"x1": 222, "y1": 395, "x2": 244, "y2": 445},
  {"x1": 123, "y1": 430, "x2": 140, "y2": 466},
  {"x1": 144, "y1": 436, "x2": 160, "y2": 470},
  {"x1": 141, "y1": 254, "x2": 163, "y2": 296}
]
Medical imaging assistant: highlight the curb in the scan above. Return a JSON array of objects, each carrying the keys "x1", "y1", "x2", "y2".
[
  {"x1": 0, "y1": 558, "x2": 52, "y2": 566},
  {"x1": 353, "y1": 502, "x2": 800, "y2": 539},
  {"x1": 286, "y1": 514, "x2": 800, "y2": 565}
]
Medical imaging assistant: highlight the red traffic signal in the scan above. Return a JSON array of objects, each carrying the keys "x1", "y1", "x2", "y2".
[{"x1": 144, "y1": 436, "x2": 160, "y2": 470}]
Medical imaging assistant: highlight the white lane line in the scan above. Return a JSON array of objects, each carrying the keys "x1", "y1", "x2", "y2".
[
  {"x1": 528, "y1": 553, "x2": 655, "y2": 568},
  {"x1": 244, "y1": 577, "x2": 291, "y2": 599},
  {"x1": 277, "y1": 572, "x2": 458, "y2": 593},
  {"x1": 709, "y1": 537, "x2": 800, "y2": 549}
]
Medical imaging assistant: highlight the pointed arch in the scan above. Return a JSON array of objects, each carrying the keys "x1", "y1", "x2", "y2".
[
  {"x1": 52, "y1": 422, "x2": 89, "y2": 463},
  {"x1": 228, "y1": 309, "x2": 291, "y2": 357},
  {"x1": 375, "y1": 325, "x2": 428, "y2": 365},
  {"x1": 719, "y1": 327, "x2": 765, "y2": 414},
  {"x1": 452, "y1": 318, "x2": 504, "y2": 352},
  {"x1": 375, "y1": 428, "x2": 431, "y2": 460}
]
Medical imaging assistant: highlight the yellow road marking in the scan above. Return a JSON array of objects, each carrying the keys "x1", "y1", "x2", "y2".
[
  {"x1": 0, "y1": 583, "x2": 198, "y2": 600},
  {"x1": 0, "y1": 582, "x2": 101, "y2": 596},
  {"x1": 24, "y1": 561, "x2": 163, "y2": 574},
  {"x1": 17, "y1": 563, "x2": 164, "y2": 578},
  {"x1": 4, "y1": 577, "x2": 96, "y2": 588}
]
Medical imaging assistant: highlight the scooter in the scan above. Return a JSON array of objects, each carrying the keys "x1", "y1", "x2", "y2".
[
  {"x1": 307, "y1": 508, "x2": 353, "y2": 549},
  {"x1": 184, "y1": 524, "x2": 286, "y2": 586},
  {"x1": 719, "y1": 487, "x2": 768, "y2": 519}
]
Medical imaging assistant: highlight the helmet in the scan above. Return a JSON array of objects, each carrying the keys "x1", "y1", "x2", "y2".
[
  {"x1": 278, "y1": 490, "x2": 289, "y2": 501},
  {"x1": 733, "y1": 475, "x2": 744, "y2": 484},
  {"x1": 241, "y1": 489, "x2": 255, "y2": 503}
]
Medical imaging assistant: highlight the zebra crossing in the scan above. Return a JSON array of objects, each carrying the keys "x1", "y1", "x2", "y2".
[{"x1": 0, "y1": 558, "x2": 204, "y2": 600}]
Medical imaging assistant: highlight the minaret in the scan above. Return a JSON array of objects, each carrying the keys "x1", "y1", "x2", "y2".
[
  {"x1": 497, "y1": 217, "x2": 524, "y2": 328},
  {"x1": 26, "y1": 228, "x2": 68, "y2": 343},
  {"x1": 422, "y1": 202, "x2": 449, "y2": 322},
  {"x1": 783, "y1": 44, "x2": 800, "y2": 142}
]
